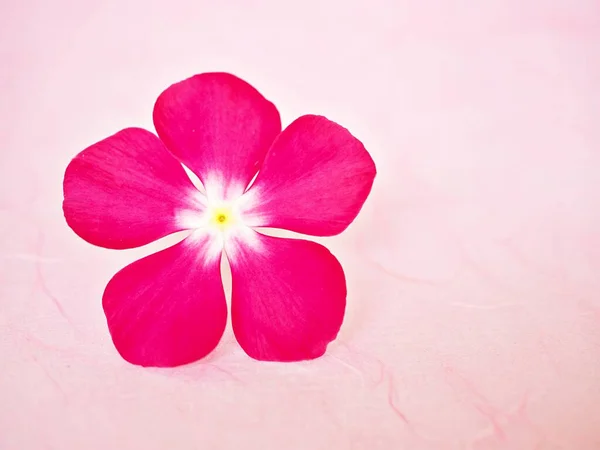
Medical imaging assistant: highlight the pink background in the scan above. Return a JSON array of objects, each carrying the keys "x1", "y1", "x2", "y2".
[{"x1": 2, "y1": 0, "x2": 600, "y2": 448}]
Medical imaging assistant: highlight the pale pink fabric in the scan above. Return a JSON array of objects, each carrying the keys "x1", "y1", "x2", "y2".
[{"x1": 2, "y1": 1, "x2": 600, "y2": 449}]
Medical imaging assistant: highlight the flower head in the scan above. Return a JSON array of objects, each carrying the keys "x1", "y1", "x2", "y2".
[{"x1": 63, "y1": 72, "x2": 376, "y2": 367}]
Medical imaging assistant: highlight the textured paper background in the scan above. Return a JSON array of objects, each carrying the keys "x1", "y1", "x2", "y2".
[{"x1": 2, "y1": 1, "x2": 600, "y2": 449}]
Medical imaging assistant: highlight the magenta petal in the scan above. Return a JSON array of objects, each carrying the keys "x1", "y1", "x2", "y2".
[
  {"x1": 227, "y1": 231, "x2": 346, "y2": 362},
  {"x1": 242, "y1": 115, "x2": 376, "y2": 236},
  {"x1": 153, "y1": 73, "x2": 282, "y2": 200},
  {"x1": 63, "y1": 128, "x2": 204, "y2": 249},
  {"x1": 102, "y1": 234, "x2": 227, "y2": 367}
]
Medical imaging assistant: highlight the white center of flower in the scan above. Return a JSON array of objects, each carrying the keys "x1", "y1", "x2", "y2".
[{"x1": 177, "y1": 174, "x2": 266, "y2": 261}]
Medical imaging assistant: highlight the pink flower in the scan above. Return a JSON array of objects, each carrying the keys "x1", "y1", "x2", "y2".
[{"x1": 63, "y1": 72, "x2": 376, "y2": 367}]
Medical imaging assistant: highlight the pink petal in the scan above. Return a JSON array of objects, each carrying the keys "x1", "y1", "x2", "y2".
[
  {"x1": 227, "y1": 231, "x2": 346, "y2": 361},
  {"x1": 153, "y1": 73, "x2": 281, "y2": 200},
  {"x1": 242, "y1": 115, "x2": 376, "y2": 236},
  {"x1": 63, "y1": 128, "x2": 204, "y2": 249},
  {"x1": 102, "y1": 234, "x2": 227, "y2": 367}
]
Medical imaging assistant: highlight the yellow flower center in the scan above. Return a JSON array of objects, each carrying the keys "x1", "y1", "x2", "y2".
[{"x1": 209, "y1": 206, "x2": 236, "y2": 231}]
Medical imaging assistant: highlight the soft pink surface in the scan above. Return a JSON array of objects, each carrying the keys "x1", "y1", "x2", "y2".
[{"x1": 1, "y1": 0, "x2": 599, "y2": 449}]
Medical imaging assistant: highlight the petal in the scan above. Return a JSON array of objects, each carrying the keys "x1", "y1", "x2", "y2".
[
  {"x1": 226, "y1": 231, "x2": 346, "y2": 361},
  {"x1": 63, "y1": 127, "x2": 204, "y2": 249},
  {"x1": 102, "y1": 233, "x2": 227, "y2": 367},
  {"x1": 241, "y1": 115, "x2": 376, "y2": 236},
  {"x1": 153, "y1": 72, "x2": 282, "y2": 201}
]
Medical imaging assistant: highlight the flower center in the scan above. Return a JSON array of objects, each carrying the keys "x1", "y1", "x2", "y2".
[{"x1": 209, "y1": 205, "x2": 237, "y2": 231}]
